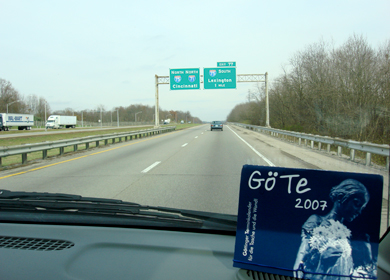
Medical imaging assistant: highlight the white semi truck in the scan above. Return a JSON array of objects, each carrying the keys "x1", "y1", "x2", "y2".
[
  {"x1": 45, "y1": 115, "x2": 77, "y2": 129},
  {"x1": 0, "y1": 113, "x2": 34, "y2": 131}
]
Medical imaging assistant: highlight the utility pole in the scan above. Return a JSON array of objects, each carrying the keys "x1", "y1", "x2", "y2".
[
  {"x1": 265, "y1": 72, "x2": 270, "y2": 127},
  {"x1": 135, "y1": 111, "x2": 142, "y2": 123},
  {"x1": 7, "y1": 100, "x2": 21, "y2": 114},
  {"x1": 44, "y1": 102, "x2": 47, "y2": 132},
  {"x1": 100, "y1": 108, "x2": 102, "y2": 128}
]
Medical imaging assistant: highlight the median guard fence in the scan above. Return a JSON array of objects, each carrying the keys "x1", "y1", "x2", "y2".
[
  {"x1": 0, "y1": 126, "x2": 176, "y2": 166},
  {"x1": 231, "y1": 123, "x2": 389, "y2": 169}
]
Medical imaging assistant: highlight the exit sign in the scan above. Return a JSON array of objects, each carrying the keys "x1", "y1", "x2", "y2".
[
  {"x1": 217, "y1": 62, "x2": 236, "y2": 67},
  {"x1": 204, "y1": 67, "x2": 236, "y2": 89}
]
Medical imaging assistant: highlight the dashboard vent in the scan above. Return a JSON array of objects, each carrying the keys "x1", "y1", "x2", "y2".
[
  {"x1": 0, "y1": 236, "x2": 74, "y2": 251},
  {"x1": 237, "y1": 269, "x2": 306, "y2": 280}
]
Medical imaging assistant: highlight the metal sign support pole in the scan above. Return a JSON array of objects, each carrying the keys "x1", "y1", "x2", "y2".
[
  {"x1": 237, "y1": 73, "x2": 269, "y2": 127},
  {"x1": 155, "y1": 75, "x2": 169, "y2": 128},
  {"x1": 265, "y1": 72, "x2": 270, "y2": 127},
  {"x1": 155, "y1": 75, "x2": 160, "y2": 127}
]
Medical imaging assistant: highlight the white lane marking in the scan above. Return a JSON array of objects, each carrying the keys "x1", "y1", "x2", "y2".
[
  {"x1": 141, "y1": 161, "x2": 161, "y2": 173},
  {"x1": 227, "y1": 126, "x2": 275, "y2": 166},
  {"x1": 181, "y1": 143, "x2": 188, "y2": 147},
  {"x1": 195, "y1": 136, "x2": 198, "y2": 138}
]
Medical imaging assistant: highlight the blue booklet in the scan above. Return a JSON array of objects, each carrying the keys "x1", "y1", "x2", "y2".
[{"x1": 233, "y1": 165, "x2": 383, "y2": 279}]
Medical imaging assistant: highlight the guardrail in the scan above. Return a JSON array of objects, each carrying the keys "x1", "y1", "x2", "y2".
[
  {"x1": 0, "y1": 126, "x2": 176, "y2": 166},
  {"x1": 231, "y1": 123, "x2": 389, "y2": 169}
]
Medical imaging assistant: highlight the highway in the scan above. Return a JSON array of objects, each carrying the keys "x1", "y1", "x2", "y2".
[{"x1": 0, "y1": 124, "x2": 388, "y2": 234}]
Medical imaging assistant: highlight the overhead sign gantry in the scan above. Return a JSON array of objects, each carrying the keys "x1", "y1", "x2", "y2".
[{"x1": 155, "y1": 62, "x2": 269, "y2": 128}]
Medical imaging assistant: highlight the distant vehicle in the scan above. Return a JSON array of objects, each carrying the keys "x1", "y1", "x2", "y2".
[
  {"x1": 46, "y1": 115, "x2": 77, "y2": 129},
  {"x1": 163, "y1": 118, "x2": 171, "y2": 124},
  {"x1": 0, "y1": 113, "x2": 34, "y2": 131},
  {"x1": 210, "y1": 121, "x2": 223, "y2": 131},
  {"x1": 180, "y1": 120, "x2": 184, "y2": 124}
]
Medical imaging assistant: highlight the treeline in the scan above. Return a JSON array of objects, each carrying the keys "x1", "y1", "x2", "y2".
[
  {"x1": 54, "y1": 105, "x2": 201, "y2": 124},
  {"x1": 0, "y1": 78, "x2": 201, "y2": 124},
  {"x1": 0, "y1": 79, "x2": 50, "y2": 121},
  {"x1": 227, "y1": 35, "x2": 390, "y2": 144}
]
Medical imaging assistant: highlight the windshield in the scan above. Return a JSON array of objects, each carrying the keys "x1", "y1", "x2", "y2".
[{"x1": 0, "y1": 0, "x2": 388, "y2": 245}]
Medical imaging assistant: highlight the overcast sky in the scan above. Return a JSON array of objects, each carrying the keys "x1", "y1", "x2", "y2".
[{"x1": 1, "y1": 0, "x2": 389, "y2": 121}]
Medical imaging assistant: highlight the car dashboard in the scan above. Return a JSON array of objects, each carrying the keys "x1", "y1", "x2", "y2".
[
  {"x1": 2, "y1": 221, "x2": 390, "y2": 279},
  {"x1": 0, "y1": 222, "x2": 240, "y2": 279}
]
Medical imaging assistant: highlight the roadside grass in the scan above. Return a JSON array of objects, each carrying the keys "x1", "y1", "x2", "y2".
[
  {"x1": 170, "y1": 123, "x2": 201, "y2": 131},
  {"x1": 0, "y1": 125, "x2": 151, "y2": 135},
  {"x1": 0, "y1": 129, "x2": 41, "y2": 134},
  {"x1": 1, "y1": 142, "x2": 103, "y2": 168},
  {"x1": 0, "y1": 126, "x2": 155, "y2": 147}
]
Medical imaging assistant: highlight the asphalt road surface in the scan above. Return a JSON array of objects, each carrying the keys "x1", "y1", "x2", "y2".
[{"x1": 1, "y1": 124, "x2": 388, "y2": 235}]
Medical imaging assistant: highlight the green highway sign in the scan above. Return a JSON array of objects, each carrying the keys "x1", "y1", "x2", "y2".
[
  {"x1": 169, "y1": 68, "x2": 200, "y2": 90},
  {"x1": 203, "y1": 67, "x2": 236, "y2": 89},
  {"x1": 217, "y1": 62, "x2": 236, "y2": 67}
]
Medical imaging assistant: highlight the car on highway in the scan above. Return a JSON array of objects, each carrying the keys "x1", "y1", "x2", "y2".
[{"x1": 210, "y1": 121, "x2": 223, "y2": 131}]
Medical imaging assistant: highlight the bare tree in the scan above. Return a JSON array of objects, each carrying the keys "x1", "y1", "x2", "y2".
[
  {"x1": 227, "y1": 35, "x2": 390, "y2": 144},
  {"x1": 0, "y1": 78, "x2": 24, "y2": 113}
]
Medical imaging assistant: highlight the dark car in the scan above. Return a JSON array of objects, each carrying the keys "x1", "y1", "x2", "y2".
[{"x1": 210, "y1": 121, "x2": 223, "y2": 131}]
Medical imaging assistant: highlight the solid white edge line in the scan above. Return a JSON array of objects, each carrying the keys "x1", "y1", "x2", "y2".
[
  {"x1": 141, "y1": 161, "x2": 161, "y2": 173},
  {"x1": 227, "y1": 125, "x2": 275, "y2": 166}
]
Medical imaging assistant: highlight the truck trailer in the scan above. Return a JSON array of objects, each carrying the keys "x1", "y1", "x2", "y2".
[
  {"x1": 0, "y1": 113, "x2": 34, "y2": 131},
  {"x1": 46, "y1": 115, "x2": 77, "y2": 129}
]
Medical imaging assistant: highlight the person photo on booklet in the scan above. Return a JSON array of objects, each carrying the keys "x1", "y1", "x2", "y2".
[{"x1": 293, "y1": 179, "x2": 375, "y2": 279}]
